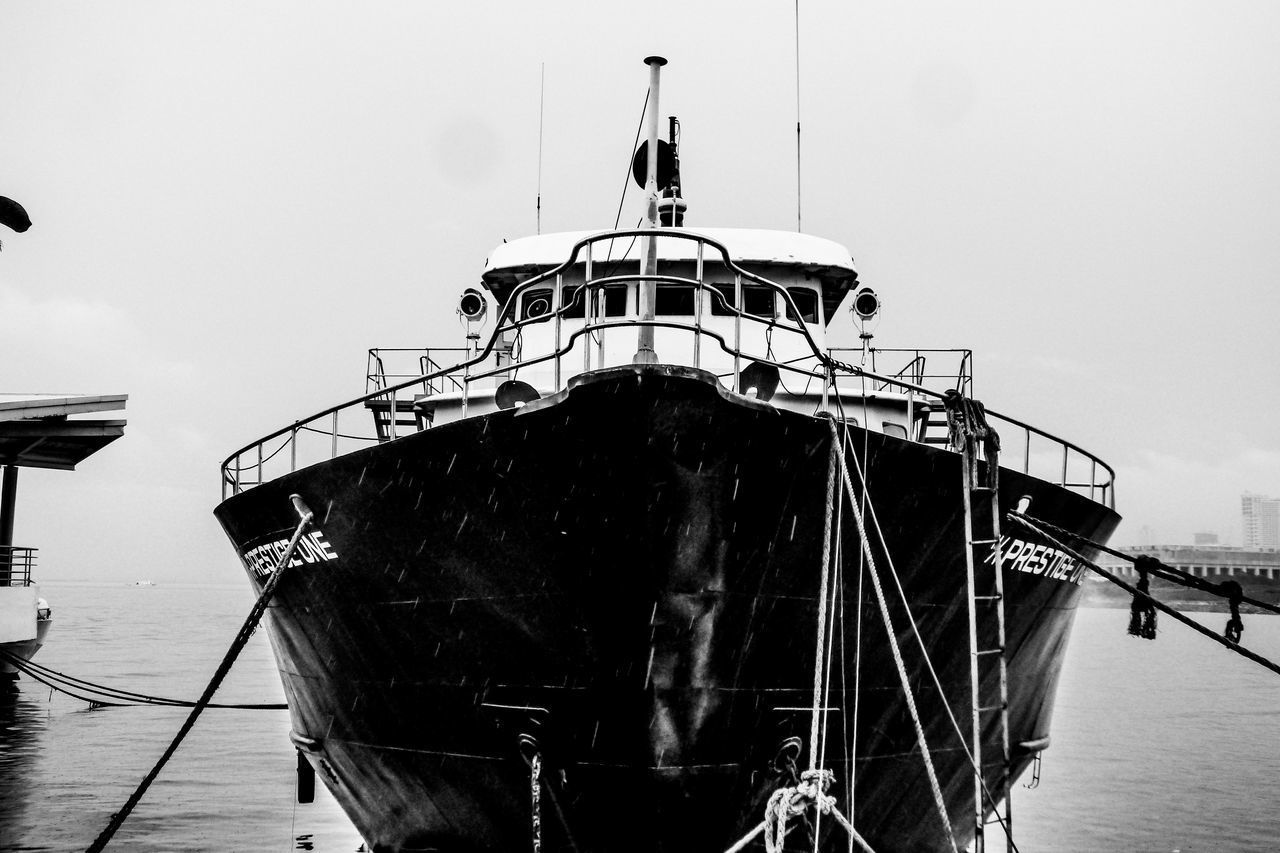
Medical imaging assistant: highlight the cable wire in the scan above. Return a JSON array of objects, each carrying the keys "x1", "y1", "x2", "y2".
[{"x1": 0, "y1": 649, "x2": 285, "y2": 710}]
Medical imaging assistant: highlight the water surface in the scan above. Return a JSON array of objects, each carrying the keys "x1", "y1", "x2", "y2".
[{"x1": 2, "y1": 584, "x2": 1277, "y2": 851}]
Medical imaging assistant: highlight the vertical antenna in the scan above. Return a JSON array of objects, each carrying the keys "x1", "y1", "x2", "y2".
[
  {"x1": 795, "y1": 0, "x2": 803, "y2": 233},
  {"x1": 537, "y1": 62, "x2": 545, "y2": 234}
]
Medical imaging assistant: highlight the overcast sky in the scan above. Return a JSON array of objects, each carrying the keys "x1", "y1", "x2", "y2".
[{"x1": 3, "y1": 1, "x2": 1279, "y2": 583}]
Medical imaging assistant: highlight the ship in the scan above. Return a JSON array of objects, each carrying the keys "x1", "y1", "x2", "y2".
[{"x1": 215, "y1": 59, "x2": 1119, "y2": 853}]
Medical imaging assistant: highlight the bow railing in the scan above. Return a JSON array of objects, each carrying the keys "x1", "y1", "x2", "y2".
[{"x1": 221, "y1": 229, "x2": 1115, "y2": 508}]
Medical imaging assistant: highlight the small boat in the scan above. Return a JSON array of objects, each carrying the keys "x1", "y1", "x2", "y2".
[
  {"x1": 216, "y1": 59, "x2": 1118, "y2": 852},
  {"x1": 0, "y1": 393, "x2": 127, "y2": 683}
]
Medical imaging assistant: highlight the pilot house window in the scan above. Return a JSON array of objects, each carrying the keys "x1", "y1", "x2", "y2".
[
  {"x1": 709, "y1": 285, "x2": 777, "y2": 318},
  {"x1": 882, "y1": 422, "x2": 908, "y2": 440},
  {"x1": 655, "y1": 285, "x2": 696, "y2": 316},
  {"x1": 785, "y1": 288, "x2": 820, "y2": 324},
  {"x1": 561, "y1": 285, "x2": 628, "y2": 319},
  {"x1": 522, "y1": 288, "x2": 553, "y2": 321}
]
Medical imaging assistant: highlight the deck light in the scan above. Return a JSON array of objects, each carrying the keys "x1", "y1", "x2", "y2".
[
  {"x1": 852, "y1": 287, "x2": 880, "y2": 322},
  {"x1": 458, "y1": 288, "x2": 488, "y2": 322}
]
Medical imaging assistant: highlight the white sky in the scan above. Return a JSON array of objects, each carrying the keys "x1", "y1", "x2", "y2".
[{"x1": 3, "y1": 1, "x2": 1279, "y2": 582}]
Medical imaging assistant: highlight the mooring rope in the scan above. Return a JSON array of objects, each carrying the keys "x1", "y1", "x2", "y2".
[
  {"x1": 1014, "y1": 514, "x2": 1280, "y2": 617},
  {"x1": 1127, "y1": 563, "x2": 1158, "y2": 640},
  {"x1": 1007, "y1": 511, "x2": 1280, "y2": 679},
  {"x1": 827, "y1": 419, "x2": 959, "y2": 853},
  {"x1": 0, "y1": 648, "x2": 286, "y2": 709},
  {"x1": 810, "y1": 445, "x2": 839, "y2": 766},
  {"x1": 723, "y1": 770, "x2": 876, "y2": 853},
  {"x1": 836, "y1": 424, "x2": 1020, "y2": 849},
  {"x1": 85, "y1": 495, "x2": 314, "y2": 853},
  {"x1": 804, "y1": 443, "x2": 840, "y2": 849},
  {"x1": 720, "y1": 431, "x2": 875, "y2": 853}
]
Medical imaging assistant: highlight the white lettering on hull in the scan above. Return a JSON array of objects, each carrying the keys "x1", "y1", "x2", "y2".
[
  {"x1": 984, "y1": 535, "x2": 1085, "y2": 585},
  {"x1": 241, "y1": 531, "x2": 339, "y2": 579}
]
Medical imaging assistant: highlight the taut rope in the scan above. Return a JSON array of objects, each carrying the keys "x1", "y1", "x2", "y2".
[
  {"x1": 85, "y1": 495, "x2": 314, "y2": 853},
  {"x1": 827, "y1": 419, "x2": 960, "y2": 853}
]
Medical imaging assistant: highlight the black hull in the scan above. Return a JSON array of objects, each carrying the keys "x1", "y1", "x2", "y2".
[{"x1": 216, "y1": 367, "x2": 1118, "y2": 852}]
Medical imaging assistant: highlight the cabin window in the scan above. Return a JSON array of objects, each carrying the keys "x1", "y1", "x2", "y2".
[
  {"x1": 522, "y1": 288, "x2": 553, "y2": 321},
  {"x1": 742, "y1": 286, "x2": 777, "y2": 318},
  {"x1": 561, "y1": 284, "x2": 628, "y2": 318},
  {"x1": 882, "y1": 422, "x2": 907, "y2": 440},
  {"x1": 709, "y1": 284, "x2": 776, "y2": 318},
  {"x1": 785, "y1": 288, "x2": 820, "y2": 324},
  {"x1": 655, "y1": 285, "x2": 696, "y2": 316},
  {"x1": 601, "y1": 285, "x2": 628, "y2": 317},
  {"x1": 709, "y1": 284, "x2": 736, "y2": 316},
  {"x1": 562, "y1": 285, "x2": 587, "y2": 319}
]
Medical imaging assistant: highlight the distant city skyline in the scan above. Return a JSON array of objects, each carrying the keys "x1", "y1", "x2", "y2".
[
  {"x1": 1134, "y1": 492, "x2": 1280, "y2": 550},
  {"x1": 1242, "y1": 493, "x2": 1280, "y2": 549}
]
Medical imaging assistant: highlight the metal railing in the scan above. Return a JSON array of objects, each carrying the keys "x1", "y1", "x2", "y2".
[
  {"x1": 829, "y1": 347, "x2": 974, "y2": 397},
  {"x1": 366, "y1": 348, "x2": 470, "y2": 398},
  {"x1": 221, "y1": 228, "x2": 1115, "y2": 508},
  {"x1": 0, "y1": 546, "x2": 36, "y2": 586}
]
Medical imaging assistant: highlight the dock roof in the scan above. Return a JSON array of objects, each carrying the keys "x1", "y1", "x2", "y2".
[{"x1": 0, "y1": 394, "x2": 127, "y2": 470}]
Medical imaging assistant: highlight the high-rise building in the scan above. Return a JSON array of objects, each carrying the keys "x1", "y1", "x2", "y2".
[{"x1": 1242, "y1": 493, "x2": 1280, "y2": 549}]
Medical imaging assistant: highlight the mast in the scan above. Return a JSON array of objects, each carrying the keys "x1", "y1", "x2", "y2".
[{"x1": 633, "y1": 55, "x2": 666, "y2": 366}]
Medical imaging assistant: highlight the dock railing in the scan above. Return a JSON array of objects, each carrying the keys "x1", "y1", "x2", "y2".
[
  {"x1": 0, "y1": 546, "x2": 36, "y2": 587},
  {"x1": 221, "y1": 229, "x2": 1115, "y2": 508}
]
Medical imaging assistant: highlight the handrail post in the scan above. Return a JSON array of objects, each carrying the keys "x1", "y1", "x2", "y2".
[
  {"x1": 290, "y1": 426, "x2": 297, "y2": 472},
  {"x1": 554, "y1": 272, "x2": 563, "y2": 391},
  {"x1": 907, "y1": 389, "x2": 914, "y2": 440},
  {"x1": 822, "y1": 363, "x2": 831, "y2": 413},
  {"x1": 584, "y1": 244, "x2": 594, "y2": 374},
  {"x1": 387, "y1": 388, "x2": 397, "y2": 442},
  {"x1": 331, "y1": 411, "x2": 339, "y2": 459},
  {"x1": 693, "y1": 242, "x2": 704, "y2": 368},
  {"x1": 462, "y1": 343, "x2": 472, "y2": 418},
  {"x1": 733, "y1": 271, "x2": 742, "y2": 389}
]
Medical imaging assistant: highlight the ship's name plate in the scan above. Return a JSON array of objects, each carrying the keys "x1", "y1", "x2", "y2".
[
  {"x1": 241, "y1": 530, "x2": 339, "y2": 579},
  {"x1": 985, "y1": 535, "x2": 1084, "y2": 585}
]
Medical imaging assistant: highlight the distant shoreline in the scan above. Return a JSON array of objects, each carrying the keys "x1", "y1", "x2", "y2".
[{"x1": 1081, "y1": 576, "x2": 1280, "y2": 615}]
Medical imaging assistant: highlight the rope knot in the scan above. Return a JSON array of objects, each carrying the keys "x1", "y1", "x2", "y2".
[
  {"x1": 763, "y1": 770, "x2": 838, "y2": 852},
  {"x1": 1220, "y1": 579, "x2": 1244, "y2": 644},
  {"x1": 942, "y1": 390, "x2": 1001, "y2": 487},
  {"x1": 798, "y1": 768, "x2": 837, "y2": 813},
  {"x1": 1128, "y1": 555, "x2": 1159, "y2": 640}
]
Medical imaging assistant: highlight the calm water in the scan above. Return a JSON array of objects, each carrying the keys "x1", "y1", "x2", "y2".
[
  {"x1": 0, "y1": 582, "x2": 364, "y2": 852},
  {"x1": 1, "y1": 583, "x2": 1277, "y2": 851}
]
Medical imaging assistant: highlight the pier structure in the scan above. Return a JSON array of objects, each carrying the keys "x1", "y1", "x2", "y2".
[
  {"x1": 0, "y1": 393, "x2": 127, "y2": 675},
  {"x1": 1098, "y1": 545, "x2": 1280, "y2": 580}
]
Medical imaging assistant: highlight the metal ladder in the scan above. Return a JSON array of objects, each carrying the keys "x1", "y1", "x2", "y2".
[{"x1": 950, "y1": 393, "x2": 1012, "y2": 853}]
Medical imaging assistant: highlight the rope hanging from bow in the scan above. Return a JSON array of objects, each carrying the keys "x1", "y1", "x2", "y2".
[{"x1": 1128, "y1": 556, "x2": 1159, "y2": 640}]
